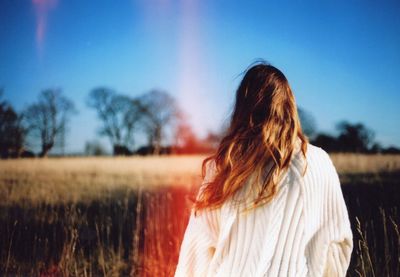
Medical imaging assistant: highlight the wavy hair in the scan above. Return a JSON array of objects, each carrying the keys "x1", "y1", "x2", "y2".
[{"x1": 192, "y1": 61, "x2": 308, "y2": 216}]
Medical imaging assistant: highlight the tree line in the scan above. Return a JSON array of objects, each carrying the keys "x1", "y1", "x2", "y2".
[
  {"x1": 0, "y1": 88, "x2": 219, "y2": 158},
  {"x1": 0, "y1": 88, "x2": 399, "y2": 158},
  {"x1": 299, "y1": 109, "x2": 400, "y2": 154}
]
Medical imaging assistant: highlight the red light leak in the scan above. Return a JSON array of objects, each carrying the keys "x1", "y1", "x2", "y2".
[{"x1": 141, "y1": 185, "x2": 197, "y2": 276}]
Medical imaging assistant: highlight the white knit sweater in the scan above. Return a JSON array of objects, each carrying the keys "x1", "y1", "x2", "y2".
[{"x1": 174, "y1": 143, "x2": 353, "y2": 277}]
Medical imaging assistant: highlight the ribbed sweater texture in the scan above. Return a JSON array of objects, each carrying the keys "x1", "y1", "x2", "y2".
[{"x1": 174, "y1": 143, "x2": 353, "y2": 277}]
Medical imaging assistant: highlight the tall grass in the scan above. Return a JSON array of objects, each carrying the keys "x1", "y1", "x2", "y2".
[{"x1": 0, "y1": 155, "x2": 399, "y2": 276}]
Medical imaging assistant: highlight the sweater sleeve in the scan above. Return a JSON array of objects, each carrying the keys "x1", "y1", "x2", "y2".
[
  {"x1": 174, "y1": 160, "x2": 219, "y2": 277},
  {"x1": 306, "y1": 151, "x2": 353, "y2": 277}
]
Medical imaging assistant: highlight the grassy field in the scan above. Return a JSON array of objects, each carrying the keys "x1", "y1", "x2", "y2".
[{"x1": 0, "y1": 154, "x2": 400, "y2": 276}]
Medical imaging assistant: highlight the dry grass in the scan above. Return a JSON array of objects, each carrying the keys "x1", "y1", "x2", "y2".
[
  {"x1": 0, "y1": 155, "x2": 206, "y2": 205},
  {"x1": 1, "y1": 154, "x2": 399, "y2": 205},
  {"x1": 0, "y1": 154, "x2": 400, "y2": 276},
  {"x1": 330, "y1": 153, "x2": 400, "y2": 174}
]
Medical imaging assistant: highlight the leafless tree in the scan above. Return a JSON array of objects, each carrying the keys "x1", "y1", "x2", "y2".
[
  {"x1": 87, "y1": 87, "x2": 144, "y2": 154},
  {"x1": 298, "y1": 107, "x2": 317, "y2": 138},
  {"x1": 202, "y1": 130, "x2": 222, "y2": 151},
  {"x1": 24, "y1": 89, "x2": 76, "y2": 157},
  {"x1": 137, "y1": 89, "x2": 181, "y2": 155},
  {"x1": 172, "y1": 114, "x2": 199, "y2": 153},
  {"x1": 84, "y1": 140, "x2": 107, "y2": 156},
  {"x1": 0, "y1": 90, "x2": 26, "y2": 158}
]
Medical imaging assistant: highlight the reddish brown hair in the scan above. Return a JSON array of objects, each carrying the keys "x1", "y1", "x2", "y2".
[{"x1": 192, "y1": 61, "x2": 308, "y2": 216}]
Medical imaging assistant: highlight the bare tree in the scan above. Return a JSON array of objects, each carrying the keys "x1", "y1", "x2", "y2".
[
  {"x1": 172, "y1": 115, "x2": 199, "y2": 154},
  {"x1": 138, "y1": 90, "x2": 181, "y2": 155},
  {"x1": 87, "y1": 87, "x2": 144, "y2": 154},
  {"x1": 298, "y1": 107, "x2": 317, "y2": 138},
  {"x1": 172, "y1": 108, "x2": 222, "y2": 154},
  {"x1": 0, "y1": 90, "x2": 26, "y2": 158},
  {"x1": 84, "y1": 140, "x2": 107, "y2": 156},
  {"x1": 202, "y1": 130, "x2": 222, "y2": 151},
  {"x1": 123, "y1": 97, "x2": 145, "y2": 149},
  {"x1": 24, "y1": 89, "x2": 76, "y2": 157}
]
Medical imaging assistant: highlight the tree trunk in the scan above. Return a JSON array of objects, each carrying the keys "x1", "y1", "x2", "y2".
[{"x1": 39, "y1": 143, "x2": 53, "y2": 157}]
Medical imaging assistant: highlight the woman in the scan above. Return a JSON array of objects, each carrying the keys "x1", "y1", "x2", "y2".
[{"x1": 174, "y1": 62, "x2": 353, "y2": 277}]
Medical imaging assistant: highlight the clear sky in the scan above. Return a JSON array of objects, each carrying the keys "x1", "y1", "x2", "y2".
[{"x1": 1, "y1": 0, "x2": 399, "y2": 153}]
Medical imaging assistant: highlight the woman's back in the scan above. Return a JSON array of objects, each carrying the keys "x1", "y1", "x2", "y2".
[
  {"x1": 174, "y1": 62, "x2": 353, "y2": 276},
  {"x1": 174, "y1": 142, "x2": 353, "y2": 277}
]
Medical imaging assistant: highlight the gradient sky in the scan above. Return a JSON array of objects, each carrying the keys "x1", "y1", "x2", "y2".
[{"x1": 1, "y1": 0, "x2": 399, "y2": 153}]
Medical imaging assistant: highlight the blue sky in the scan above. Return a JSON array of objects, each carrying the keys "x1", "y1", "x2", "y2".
[{"x1": 1, "y1": 0, "x2": 399, "y2": 153}]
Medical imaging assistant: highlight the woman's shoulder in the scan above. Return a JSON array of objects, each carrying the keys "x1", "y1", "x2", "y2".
[
  {"x1": 303, "y1": 143, "x2": 332, "y2": 166},
  {"x1": 298, "y1": 143, "x2": 340, "y2": 191},
  {"x1": 292, "y1": 137, "x2": 330, "y2": 161},
  {"x1": 290, "y1": 142, "x2": 337, "y2": 181}
]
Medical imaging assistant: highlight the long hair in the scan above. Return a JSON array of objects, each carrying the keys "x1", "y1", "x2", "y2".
[{"x1": 192, "y1": 61, "x2": 308, "y2": 216}]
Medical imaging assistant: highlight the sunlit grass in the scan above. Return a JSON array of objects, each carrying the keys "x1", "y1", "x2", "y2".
[
  {"x1": 0, "y1": 154, "x2": 400, "y2": 276},
  {"x1": 331, "y1": 153, "x2": 400, "y2": 173},
  {"x1": 1, "y1": 154, "x2": 400, "y2": 205},
  {"x1": 0, "y1": 155, "x2": 206, "y2": 205}
]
